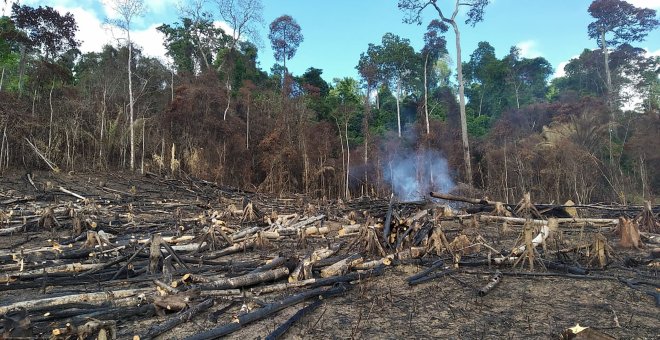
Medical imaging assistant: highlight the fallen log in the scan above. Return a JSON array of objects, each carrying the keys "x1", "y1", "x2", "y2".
[
  {"x1": 265, "y1": 299, "x2": 323, "y2": 340},
  {"x1": 142, "y1": 298, "x2": 214, "y2": 340},
  {"x1": 58, "y1": 186, "x2": 85, "y2": 200},
  {"x1": 477, "y1": 271, "x2": 502, "y2": 297},
  {"x1": 0, "y1": 288, "x2": 152, "y2": 315},
  {"x1": 476, "y1": 215, "x2": 618, "y2": 226},
  {"x1": 187, "y1": 285, "x2": 349, "y2": 340},
  {"x1": 320, "y1": 254, "x2": 363, "y2": 278},
  {"x1": 197, "y1": 267, "x2": 289, "y2": 290},
  {"x1": 0, "y1": 263, "x2": 107, "y2": 283}
]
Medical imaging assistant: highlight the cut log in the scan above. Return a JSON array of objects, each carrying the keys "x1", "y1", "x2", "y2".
[
  {"x1": 477, "y1": 215, "x2": 617, "y2": 226},
  {"x1": 187, "y1": 285, "x2": 348, "y2": 340},
  {"x1": 477, "y1": 271, "x2": 502, "y2": 296},
  {"x1": 320, "y1": 254, "x2": 363, "y2": 278},
  {"x1": 0, "y1": 263, "x2": 107, "y2": 283},
  {"x1": 142, "y1": 298, "x2": 214, "y2": 340},
  {"x1": 265, "y1": 299, "x2": 323, "y2": 340},
  {"x1": 0, "y1": 288, "x2": 152, "y2": 315},
  {"x1": 198, "y1": 267, "x2": 289, "y2": 290}
]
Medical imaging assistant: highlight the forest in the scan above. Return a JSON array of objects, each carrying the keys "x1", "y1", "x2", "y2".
[{"x1": 0, "y1": 0, "x2": 658, "y2": 204}]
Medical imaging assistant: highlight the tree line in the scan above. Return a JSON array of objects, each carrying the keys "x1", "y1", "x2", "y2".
[{"x1": 0, "y1": 0, "x2": 658, "y2": 204}]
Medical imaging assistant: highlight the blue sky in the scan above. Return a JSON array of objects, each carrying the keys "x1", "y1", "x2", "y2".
[{"x1": 3, "y1": 0, "x2": 659, "y2": 81}]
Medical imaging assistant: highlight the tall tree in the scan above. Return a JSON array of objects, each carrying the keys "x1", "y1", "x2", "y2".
[
  {"x1": 399, "y1": 0, "x2": 490, "y2": 186},
  {"x1": 107, "y1": 0, "x2": 146, "y2": 172},
  {"x1": 158, "y1": 17, "x2": 229, "y2": 74},
  {"x1": 588, "y1": 0, "x2": 658, "y2": 163},
  {"x1": 10, "y1": 4, "x2": 79, "y2": 92},
  {"x1": 422, "y1": 19, "x2": 448, "y2": 134},
  {"x1": 10, "y1": 4, "x2": 79, "y2": 61},
  {"x1": 329, "y1": 77, "x2": 361, "y2": 200},
  {"x1": 215, "y1": 0, "x2": 263, "y2": 120},
  {"x1": 379, "y1": 33, "x2": 417, "y2": 138},
  {"x1": 588, "y1": 0, "x2": 658, "y2": 106},
  {"x1": 503, "y1": 47, "x2": 552, "y2": 109},
  {"x1": 357, "y1": 43, "x2": 382, "y2": 190},
  {"x1": 268, "y1": 15, "x2": 303, "y2": 74}
]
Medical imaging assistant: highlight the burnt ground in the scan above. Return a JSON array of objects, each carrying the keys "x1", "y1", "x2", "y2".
[{"x1": 0, "y1": 170, "x2": 658, "y2": 339}]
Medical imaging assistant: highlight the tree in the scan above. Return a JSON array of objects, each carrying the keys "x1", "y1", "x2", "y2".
[
  {"x1": 504, "y1": 47, "x2": 552, "y2": 109},
  {"x1": 215, "y1": 0, "x2": 263, "y2": 120},
  {"x1": 422, "y1": 19, "x2": 448, "y2": 134},
  {"x1": 158, "y1": 17, "x2": 229, "y2": 74},
  {"x1": 216, "y1": 0, "x2": 263, "y2": 54},
  {"x1": 268, "y1": 15, "x2": 303, "y2": 74},
  {"x1": 357, "y1": 44, "x2": 382, "y2": 190},
  {"x1": 588, "y1": 0, "x2": 659, "y2": 106},
  {"x1": 329, "y1": 77, "x2": 361, "y2": 200},
  {"x1": 588, "y1": 0, "x2": 658, "y2": 163},
  {"x1": 106, "y1": 0, "x2": 146, "y2": 172},
  {"x1": 10, "y1": 4, "x2": 79, "y2": 93},
  {"x1": 10, "y1": 4, "x2": 79, "y2": 61},
  {"x1": 399, "y1": 0, "x2": 490, "y2": 186},
  {"x1": 378, "y1": 33, "x2": 418, "y2": 138}
]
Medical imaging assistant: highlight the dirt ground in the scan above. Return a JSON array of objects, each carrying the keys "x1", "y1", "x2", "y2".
[{"x1": 0, "y1": 171, "x2": 658, "y2": 339}]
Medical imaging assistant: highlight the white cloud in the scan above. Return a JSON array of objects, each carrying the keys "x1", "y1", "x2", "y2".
[
  {"x1": 627, "y1": 0, "x2": 660, "y2": 9},
  {"x1": 516, "y1": 40, "x2": 542, "y2": 59},
  {"x1": 551, "y1": 54, "x2": 580, "y2": 79}
]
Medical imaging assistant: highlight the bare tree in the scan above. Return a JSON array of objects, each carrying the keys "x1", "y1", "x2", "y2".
[
  {"x1": 107, "y1": 0, "x2": 146, "y2": 171},
  {"x1": 215, "y1": 0, "x2": 263, "y2": 120},
  {"x1": 399, "y1": 0, "x2": 490, "y2": 186}
]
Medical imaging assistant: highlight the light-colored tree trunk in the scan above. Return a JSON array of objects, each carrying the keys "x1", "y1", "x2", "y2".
[
  {"x1": 18, "y1": 45, "x2": 26, "y2": 95},
  {"x1": 363, "y1": 89, "x2": 370, "y2": 194},
  {"x1": 396, "y1": 77, "x2": 402, "y2": 138},
  {"x1": 223, "y1": 77, "x2": 231, "y2": 120},
  {"x1": 452, "y1": 22, "x2": 473, "y2": 186},
  {"x1": 128, "y1": 32, "x2": 136, "y2": 171},
  {"x1": 48, "y1": 81, "x2": 55, "y2": 154},
  {"x1": 99, "y1": 86, "x2": 106, "y2": 166},
  {"x1": 141, "y1": 113, "x2": 145, "y2": 174},
  {"x1": 335, "y1": 118, "x2": 345, "y2": 200},
  {"x1": 600, "y1": 30, "x2": 614, "y2": 164},
  {"x1": 0, "y1": 67, "x2": 5, "y2": 91},
  {"x1": 424, "y1": 53, "x2": 430, "y2": 135},
  {"x1": 345, "y1": 119, "x2": 350, "y2": 200}
]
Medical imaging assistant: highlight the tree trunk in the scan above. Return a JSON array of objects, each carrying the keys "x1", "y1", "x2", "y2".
[
  {"x1": 335, "y1": 119, "x2": 345, "y2": 200},
  {"x1": 363, "y1": 84, "x2": 371, "y2": 194},
  {"x1": 452, "y1": 22, "x2": 473, "y2": 186},
  {"x1": 223, "y1": 74, "x2": 231, "y2": 120},
  {"x1": 48, "y1": 81, "x2": 55, "y2": 154},
  {"x1": 141, "y1": 113, "x2": 145, "y2": 174},
  {"x1": 424, "y1": 53, "x2": 430, "y2": 135},
  {"x1": 246, "y1": 95, "x2": 250, "y2": 149},
  {"x1": 128, "y1": 33, "x2": 135, "y2": 171},
  {"x1": 18, "y1": 45, "x2": 26, "y2": 95},
  {"x1": 396, "y1": 77, "x2": 402, "y2": 138},
  {"x1": 0, "y1": 67, "x2": 5, "y2": 91},
  {"x1": 601, "y1": 30, "x2": 614, "y2": 164},
  {"x1": 345, "y1": 119, "x2": 350, "y2": 200},
  {"x1": 99, "y1": 86, "x2": 106, "y2": 166}
]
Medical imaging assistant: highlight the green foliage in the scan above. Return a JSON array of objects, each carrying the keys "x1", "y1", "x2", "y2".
[
  {"x1": 158, "y1": 16, "x2": 230, "y2": 74},
  {"x1": 467, "y1": 114, "x2": 490, "y2": 137},
  {"x1": 10, "y1": 3, "x2": 79, "y2": 61}
]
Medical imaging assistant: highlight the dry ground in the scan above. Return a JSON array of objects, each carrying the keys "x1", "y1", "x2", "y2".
[{"x1": 0, "y1": 171, "x2": 658, "y2": 339}]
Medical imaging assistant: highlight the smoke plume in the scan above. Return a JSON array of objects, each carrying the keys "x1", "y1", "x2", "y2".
[{"x1": 384, "y1": 148, "x2": 454, "y2": 201}]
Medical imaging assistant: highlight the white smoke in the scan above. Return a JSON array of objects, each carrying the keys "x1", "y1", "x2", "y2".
[{"x1": 384, "y1": 148, "x2": 454, "y2": 201}]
